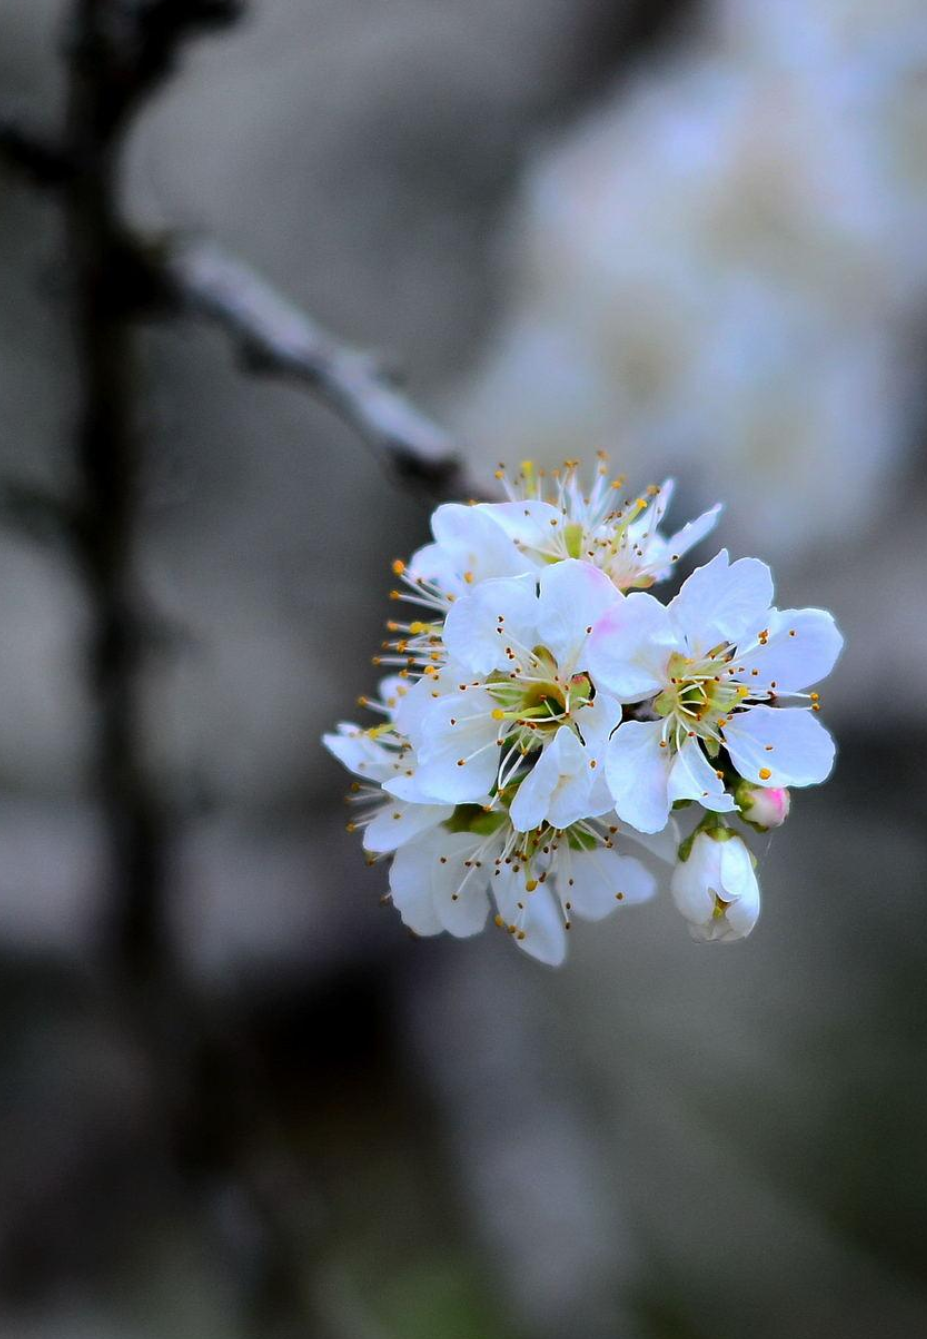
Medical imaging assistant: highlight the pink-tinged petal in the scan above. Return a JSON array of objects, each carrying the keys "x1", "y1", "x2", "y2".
[
  {"x1": 670, "y1": 550, "x2": 773, "y2": 652},
  {"x1": 443, "y1": 576, "x2": 538, "y2": 675},
  {"x1": 564, "y1": 848, "x2": 656, "y2": 921},
  {"x1": 535, "y1": 559, "x2": 621, "y2": 673},
  {"x1": 723, "y1": 705, "x2": 836, "y2": 788},
  {"x1": 668, "y1": 739, "x2": 737, "y2": 812},
  {"x1": 363, "y1": 800, "x2": 452, "y2": 854},
  {"x1": 736, "y1": 608, "x2": 844, "y2": 692},
  {"x1": 587, "y1": 592, "x2": 678, "y2": 702},
  {"x1": 605, "y1": 719, "x2": 673, "y2": 833}
]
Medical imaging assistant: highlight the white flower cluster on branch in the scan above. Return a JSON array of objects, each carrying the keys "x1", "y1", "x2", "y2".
[{"x1": 324, "y1": 458, "x2": 842, "y2": 965}]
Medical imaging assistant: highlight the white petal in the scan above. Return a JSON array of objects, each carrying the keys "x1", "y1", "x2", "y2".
[
  {"x1": 564, "y1": 848, "x2": 656, "y2": 921},
  {"x1": 509, "y1": 740, "x2": 560, "y2": 833},
  {"x1": 668, "y1": 739, "x2": 737, "y2": 812},
  {"x1": 407, "y1": 540, "x2": 463, "y2": 596},
  {"x1": 393, "y1": 662, "x2": 471, "y2": 743},
  {"x1": 389, "y1": 836, "x2": 446, "y2": 935},
  {"x1": 322, "y1": 725, "x2": 399, "y2": 783},
  {"x1": 605, "y1": 719, "x2": 673, "y2": 833},
  {"x1": 413, "y1": 690, "x2": 501, "y2": 801},
  {"x1": 723, "y1": 705, "x2": 836, "y2": 788},
  {"x1": 722, "y1": 878, "x2": 761, "y2": 938},
  {"x1": 719, "y1": 835, "x2": 758, "y2": 903},
  {"x1": 493, "y1": 867, "x2": 567, "y2": 966},
  {"x1": 513, "y1": 888, "x2": 568, "y2": 966},
  {"x1": 736, "y1": 608, "x2": 844, "y2": 692},
  {"x1": 587, "y1": 592, "x2": 678, "y2": 702},
  {"x1": 430, "y1": 831, "x2": 492, "y2": 937},
  {"x1": 671, "y1": 854, "x2": 716, "y2": 927},
  {"x1": 476, "y1": 499, "x2": 560, "y2": 551},
  {"x1": 516, "y1": 887, "x2": 567, "y2": 965},
  {"x1": 535, "y1": 559, "x2": 621, "y2": 673},
  {"x1": 670, "y1": 550, "x2": 774, "y2": 652},
  {"x1": 431, "y1": 502, "x2": 531, "y2": 583},
  {"x1": 509, "y1": 727, "x2": 595, "y2": 833},
  {"x1": 573, "y1": 690, "x2": 622, "y2": 752},
  {"x1": 364, "y1": 800, "x2": 452, "y2": 854},
  {"x1": 664, "y1": 503, "x2": 722, "y2": 565},
  {"x1": 443, "y1": 576, "x2": 538, "y2": 675}
]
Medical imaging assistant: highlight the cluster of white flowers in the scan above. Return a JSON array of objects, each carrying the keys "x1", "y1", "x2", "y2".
[{"x1": 324, "y1": 460, "x2": 842, "y2": 965}]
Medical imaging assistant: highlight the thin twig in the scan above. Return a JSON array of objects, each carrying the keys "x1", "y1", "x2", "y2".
[
  {"x1": 156, "y1": 236, "x2": 488, "y2": 499},
  {"x1": 0, "y1": 123, "x2": 489, "y2": 503}
]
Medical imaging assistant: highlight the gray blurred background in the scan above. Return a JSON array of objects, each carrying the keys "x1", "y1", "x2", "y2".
[{"x1": 2, "y1": 1, "x2": 927, "y2": 1336}]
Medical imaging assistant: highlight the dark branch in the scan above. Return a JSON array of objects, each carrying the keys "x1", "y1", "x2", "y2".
[
  {"x1": 0, "y1": 118, "x2": 489, "y2": 502},
  {"x1": 154, "y1": 237, "x2": 488, "y2": 500},
  {"x1": 64, "y1": 0, "x2": 246, "y2": 144},
  {"x1": 0, "y1": 109, "x2": 70, "y2": 186}
]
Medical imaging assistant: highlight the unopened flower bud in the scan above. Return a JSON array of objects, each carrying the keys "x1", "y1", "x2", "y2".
[
  {"x1": 671, "y1": 829, "x2": 760, "y2": 943},
  {"x1": 736, "y1": 779, "x2": 791, "y2": 830}
]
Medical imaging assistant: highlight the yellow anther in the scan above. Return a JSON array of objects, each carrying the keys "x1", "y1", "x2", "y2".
[
  {"x1": 491, "y1": 708, "x2": 506, "y2": 720},
  {"x1": 391, "y1": 559, "x2": 406, "y2": 576},
  {"x1": 759, "y1": 767, "x2": 772, "y2": 780},
  {"x1": 525, "y1": 879, "x2": 538, "y2": 892}
]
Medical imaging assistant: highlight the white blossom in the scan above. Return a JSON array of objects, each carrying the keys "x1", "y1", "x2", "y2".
[
  {"x1": 480, "y1": 459, "x2": 720, "y2": 591},
  {"x1": 324, "y1": 459, "x2": 843, "y2": 964},
  {"x1": 390, "y1": 810, "x2": 658, "y2": 966},
  {"x1": 588, "y1": 550, "x2": 843, "y2": 832}
]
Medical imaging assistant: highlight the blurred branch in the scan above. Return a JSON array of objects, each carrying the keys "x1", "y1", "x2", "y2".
[
  {"x1": 0, "y1": 3, "x2": 484, "y2": 1333},
  {"x1": 0, "y1": 4, "x2": 343, "y2": 1336},
  {"x1": 156, "y1": 237, "x2": 484, "y2": 498},
  {"x1": 0, "y1": 127, "x2": 485, "y2": 502}
]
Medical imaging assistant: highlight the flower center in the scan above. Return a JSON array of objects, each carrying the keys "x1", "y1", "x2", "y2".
[
  {"x1": 486, "y1": 663, "x2": 593, "y2": 750},
  {"x1": 654, "y1": 649, "x2": 746, "y2": 740}
]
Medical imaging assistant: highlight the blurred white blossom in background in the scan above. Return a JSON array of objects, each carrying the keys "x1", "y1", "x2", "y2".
[{"x1": 453, "y1": 0, "x2": 927, "y2": 560}]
